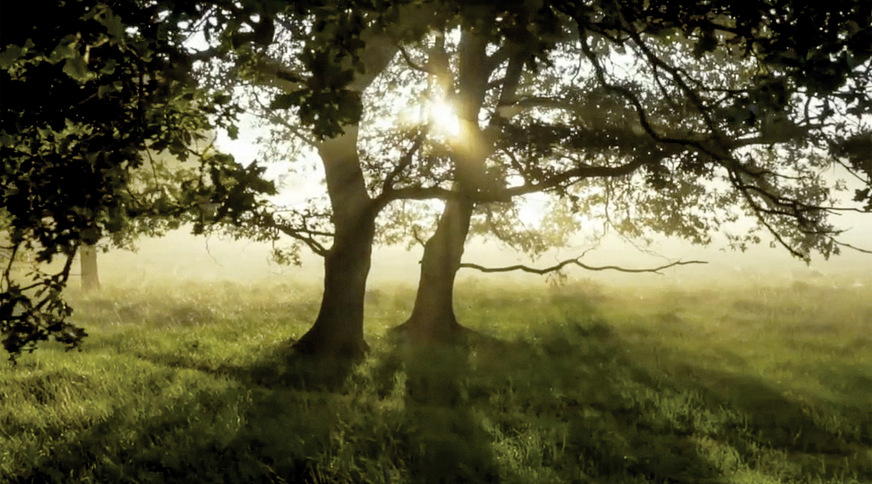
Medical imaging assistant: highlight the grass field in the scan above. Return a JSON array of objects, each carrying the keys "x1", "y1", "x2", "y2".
[{"x1": 1, "y1": 278, "x2": 870, "y2": 483}]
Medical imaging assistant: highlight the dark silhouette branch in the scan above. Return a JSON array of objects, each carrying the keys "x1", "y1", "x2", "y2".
[
  {"x1": 375, "y1": 157, "x2": 649, "y2": 209},
  {"x1": 727, "y1": 170, "x2": 810, "y2": 260},
  {"x1": 2, "y1": 244, "x2": 17, "y2": 286},
  {"x1": 242, "y1": 209, "x2": 331, "y2": 256},
  {"x1": 252, "y1": 94, "x2": 317, "y2": 147},
  {"x1": 833, "y1": 240, "x2": 872, "y2": 255},
  {"x1": 397, "y1": 45, "x2": 430, "y2": 73},
  {"x1": 460, "y1": 257, "x2": 707, "y2": 275},
  {"x1": 381, "y1": 135, "x2": 424, "y2": 196}
]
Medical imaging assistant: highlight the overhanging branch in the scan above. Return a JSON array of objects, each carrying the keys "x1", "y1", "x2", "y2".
[
  {"x1": 460, "y1": 257, "x2": 707, "y2": 275},
  {"x1": 832, "y1": 239, "x2": 872, "y2": 255}
]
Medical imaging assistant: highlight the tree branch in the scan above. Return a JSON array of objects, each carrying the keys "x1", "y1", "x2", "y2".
[
  {"x1": 381, "y1": 134, "x2": 424, "y2": 196},
  {"x1": 375, "y1": 157, "x2": 649, "y2": 208},
  {"x1": 459, "y1": 257, "x2": 707, "y2": 275},
  {"x1": 726, "y1": 170, "x2": 811, "y2": 260},
  {"x1": 504, "y1": 158, "x2": 648, "y2": 197},
  {"x1": 398, "y1": 45, "x2": 430, "y2": 73},
  {"x1": 252, "y1": 93, "x2": 317, "y2": 147},
  {"x1": 832, "y1": 239, "x2": 872, "y2": 255}
]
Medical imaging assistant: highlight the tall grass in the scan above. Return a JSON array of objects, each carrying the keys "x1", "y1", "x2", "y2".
[{"x1": 1, "y1": 278, "x2": 869, "y2": 483}]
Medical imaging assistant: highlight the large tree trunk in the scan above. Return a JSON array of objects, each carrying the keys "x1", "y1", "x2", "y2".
[
  {"x1": 290, "y1": 30, "x2": 399, "y2": 357},
  {"x1": 293, "y1": 128, "x2": 376, "y2": 358},
  {"x1": 394, "y1": 20, "x2": 529, "y2": 344},
  {"x1": 80, "y1": 244, "x2": 100, "y2": 292},
  {"x1": 293, "y1": 213, "x2": 375, "y2": 358},
  {"x1": 394, "y1": 27, "x2": 496, "y2": 343},
  {"x1": 394, "y1": 198, "x2": 474, "y2": 342}
]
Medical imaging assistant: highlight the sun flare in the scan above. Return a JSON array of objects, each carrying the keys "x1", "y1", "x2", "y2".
[{"x1": 427, "y1": 99, "x2": 462, "y2": 140}]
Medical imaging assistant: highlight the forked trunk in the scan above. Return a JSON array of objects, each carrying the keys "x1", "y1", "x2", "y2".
[
  {"x1": 394, "y1": 198, "x2": 474, "y2": 342},
  {"x1": 80, "y1": 244, "x2": 100, "y2": 292},
  {"x1": 394, "y1": 27, "x2": 498, "y2": 343}
]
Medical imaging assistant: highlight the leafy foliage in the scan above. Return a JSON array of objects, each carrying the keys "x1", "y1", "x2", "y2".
[{"x1": 0, "y1": 1, "x2": 273, "y2": 360}]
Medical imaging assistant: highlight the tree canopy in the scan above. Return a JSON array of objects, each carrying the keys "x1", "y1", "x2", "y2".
[
  {"x1": 2, "y1": 0, "x2": 870, "y2": 359},
  {"x1": 222, "y1": 0, "x2": 871, "y2": 346},
  {"x1": 0, "y1": 0, "x2": 273, "y2": 360}
]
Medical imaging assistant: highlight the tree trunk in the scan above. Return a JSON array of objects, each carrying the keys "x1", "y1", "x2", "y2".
[
  {"x1": 80, "y1": 244, "x2": 100, "y2": 292},
  {"x1": 394, "y1": 27, "x2": 497, "y2": 343},
  {"x1": 288, "y1": 30, "x2": 400, "y2": 358},
  {"x1": 293, "y1": 127, "x2": 376, "y2": 358},
  {"x1": 293, "y1": 213, "x2": 375, "y2": 358},
  {"x1": 394, "y1": 197, "x2": 474, "y2": 342}
]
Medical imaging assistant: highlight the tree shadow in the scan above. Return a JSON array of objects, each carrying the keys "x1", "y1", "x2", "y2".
[
  {"x1": 672, "y1": 364, "x2": 872, "y2": 481},
  {"x1": 372, "y1": 338, "x2": 502, "y2": 483},
  {"x1": 6, "y1": 342, "x2": 364, "y2": 483},
  {"x1": 8, "y1": 298, "x2": 869, "y2": 482},
  {"x1": 5, "y1": 365, "x2": 274, "y2": 483},
  {"x1": 458, "y1": 315, "x2": 870, "y2": 482},
  {"x1": 454, "y1": 320, "x2": 725, "y2": 482},
  {"x1": 128, "y1": 338, "x2": 358, "y2": 393}
]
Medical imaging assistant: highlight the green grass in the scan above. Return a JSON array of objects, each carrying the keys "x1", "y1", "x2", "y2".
[{"x1": 1, "y1": 278, "x2": 870, "y2": 483}]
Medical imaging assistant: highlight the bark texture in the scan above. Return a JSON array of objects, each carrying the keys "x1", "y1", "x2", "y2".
[{"x1": 293, "y1": 213, "x2": 375, "y2": 357}]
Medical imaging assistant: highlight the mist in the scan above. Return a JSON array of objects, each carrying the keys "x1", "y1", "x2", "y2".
[{"x1": 89, "y1": 222, "x2": 870, "y2": 290}]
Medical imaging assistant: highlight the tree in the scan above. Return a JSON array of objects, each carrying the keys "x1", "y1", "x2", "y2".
[
  {"x1": 199, "y1": 0, "x2": 453, "y2": 357},
  {"x1": 73, "y1": 140, "x2": 236, "y2": 293},
  {"x1": 205, "y1": 0, "x2": 870, "y2": 352},
  {"x1": 0, "y1": 1, "x2": 273, "y2": 361},
  {"x1": 203, "y1": 0, "x2": 602, "y2": 355},
  {"x1": 396, "y1": 0, "x2": 872, "y2": 341},
  {"x1": 5, "y1": 0, "x2": 868, "y2": 361},
  {"x1": 79, "y1": 245, "x2": 100, "y2": 292}
]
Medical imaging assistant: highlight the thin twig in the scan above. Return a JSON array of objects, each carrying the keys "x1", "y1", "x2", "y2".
[{"x1": 833, "y1": 240, "x2": 872, "y2": 255}]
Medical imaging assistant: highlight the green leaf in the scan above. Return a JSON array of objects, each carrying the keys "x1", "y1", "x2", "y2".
[
  {"x1": 63, "y1": 56, "x2": 91, "y2": 81},
  {"x1": 100, "y1": 59, "x2": 117, "y2": 75},
  {"x1": 98, "y1": 10, "x2": 126, "y2": 39},
  {"x1": 271, "y1": 92, "x2": 301, "y2": 110},
  {"x1": 50, "y1": 35, "x2": 79, "y2": 63},
  {"x1": 0, "y1": 45, "x2": 22, "y2": 69}
]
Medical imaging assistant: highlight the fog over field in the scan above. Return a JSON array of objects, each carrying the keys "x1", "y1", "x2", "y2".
[{"x1": 91, "y1": 222, "x2": 871, "y2": 290}]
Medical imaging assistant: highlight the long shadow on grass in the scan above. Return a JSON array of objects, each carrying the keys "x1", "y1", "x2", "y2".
[
  {"x1": 4, "y1": 365, "x2": 276, "y2": 483},
  {"x1": 456, "y1": 320, "x2": 725, "y2": 483},
  {"x1": 666, "y1": 361, "x2": 872, "y2": 482},
  {"x1": 27, "y1": 299, "x2": 867, "y2": 482},
  {"x1": 6, "y1": 344, "x2": 361, "y2": 483},
  {"x1": 129, "y1": 339, "x2": 357, "y2": 392},
  {"x1": 459, "y1": 315, "x2": 870, "y2": 482},
  {"x1": 372, "y1": 339, "x2": 503, "y2": 483}
]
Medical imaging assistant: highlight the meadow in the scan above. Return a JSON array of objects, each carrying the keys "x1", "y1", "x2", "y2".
[{"x1": 1, "y1": 277, "x2": 870, "y2": 483}]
